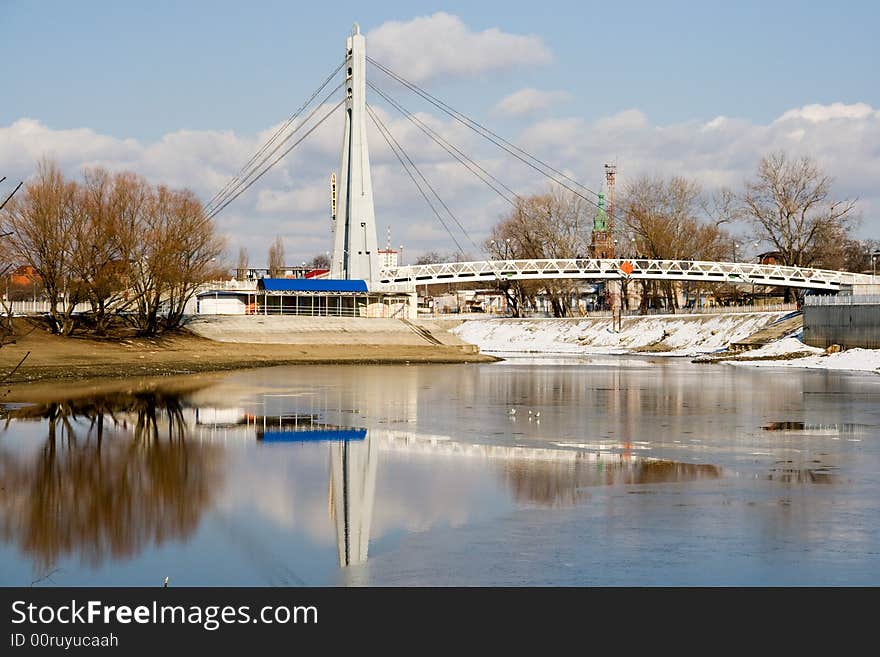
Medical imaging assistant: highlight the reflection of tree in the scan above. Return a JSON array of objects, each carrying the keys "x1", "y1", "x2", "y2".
[
  {"x1": 502, "y1": 456, "x2": 721, "y2": 507},
  {"x1": 0, "y1": 391, "x2": 221, "y2": 572}
]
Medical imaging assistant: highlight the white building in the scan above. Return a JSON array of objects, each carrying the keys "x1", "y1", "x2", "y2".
[{"x1": 377, "y1": 249, "x2": 399, "y2": 269}]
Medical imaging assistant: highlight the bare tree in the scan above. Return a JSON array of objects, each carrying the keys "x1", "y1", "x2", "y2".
[
  {"x1": 161, "y1": 187, "x2": 226, "y2": 330},
  {"x1": 307, "y1": 252, "x2": 330, "y2": 269},
  {"x1": 1, "y1": 161, "x2": 226, "y2": 336},
  {"x1": 413, "y1": 250, "x2": 453, "y2": 265},
  {"x1": 235, "y1": 246, "x2": 249, "y2": 280},
  {"x1": 267, "y1": 236, "x2": 285, "y2": 277},
  {"x1": 72, "y1": 169, "x2": 134, "y2": 334},
  {"x1": 823, "y1": 237, "x2": 880, "y2": 274},
  {"x1": 1, "y1": 160, "x2": 84, "y2": 334},
  {"x1": 0, "y1": 176, "x2": 24, "y2": 336},
  {"x1": 488, "y1": 187, "x2": 591, "y2": 317},
  {"x1": 742, "y1": 152, "x2": 858, "y2": 269}
]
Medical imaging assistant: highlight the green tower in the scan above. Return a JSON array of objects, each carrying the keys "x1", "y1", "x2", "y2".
[{"x1": 593, "y1": 193, "x2": 609, "y2": 232}]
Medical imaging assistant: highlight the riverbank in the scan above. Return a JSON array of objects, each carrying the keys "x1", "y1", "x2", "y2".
[
  {"x1": 452, "y1": 312, "x2": 795, "y2": 356},
  {"x1": 715, "y1": 336, "x2": 880, "y2": 373},
  {"x1": 451, "y1": 313, "x2": 880, "y2": 374},
  {"x1": 0, "y1": 317, "x2": 497, "y2": 386}
]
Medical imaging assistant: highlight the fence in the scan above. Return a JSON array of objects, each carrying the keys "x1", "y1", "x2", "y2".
[
  {"x1": 3, "y1": 300, "x2": 92, "y2": 315},
  {"x1": 420, "y1": 302, "x2": 799, "y2": 320},
  {"x1": 804, "y1": 294, "x2": 880, "y2": 306}
]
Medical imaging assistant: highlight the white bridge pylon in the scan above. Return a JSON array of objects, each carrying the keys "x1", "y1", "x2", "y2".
[{"x1": 378, "y1": 258, "x2": 874, "y2": 292}]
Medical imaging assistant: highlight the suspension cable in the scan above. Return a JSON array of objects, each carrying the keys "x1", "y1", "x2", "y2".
[
  {"x1": 366, "y1": 104, "x2": 467, "y2": 257},
  {"x1": 368, "y1": 81, "x2": 522, "y2": 209},
  {"x1": 367, "y1": 104, "x2": 479, "y2": 253},
  {"x1": 369, "y1": 83, "x2": 610, "y2": 258},
  {"x1": 207, "y1": 80, "x2": 344, "y2": 217},
  {"x1": 207, "y1": 99, "x2": 344, "y2": 220},
  {"x1": 206, "y1": 60, "x2": 345, "y2": 215},
  {"x1": 368, "y1": 56, "x2": 601, "y2": 206}
]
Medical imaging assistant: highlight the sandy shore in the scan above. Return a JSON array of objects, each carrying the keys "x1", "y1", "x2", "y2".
[{"x1": 0, "y1": 318, "x2": 498, "y2": 389}]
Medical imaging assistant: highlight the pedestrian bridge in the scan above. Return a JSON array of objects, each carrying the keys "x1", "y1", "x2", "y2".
[{"x1": 378, "y1": 258, "x2": 874, "y2": 292}]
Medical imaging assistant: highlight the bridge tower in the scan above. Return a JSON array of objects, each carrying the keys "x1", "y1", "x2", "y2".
[{"x1": 330, "y1": 23, "x2": 380, "y2": 286}]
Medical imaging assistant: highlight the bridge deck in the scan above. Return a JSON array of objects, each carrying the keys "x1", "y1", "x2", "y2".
[{"x1": 379, "y1": 258, "x2": 873, "y2": 292}]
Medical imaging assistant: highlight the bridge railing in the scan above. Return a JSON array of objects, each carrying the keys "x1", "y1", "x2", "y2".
[{"x1": 381, "y1": 258, "x2": 873, "y2": 291}]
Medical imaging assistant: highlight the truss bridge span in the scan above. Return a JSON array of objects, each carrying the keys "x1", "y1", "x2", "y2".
[{"x1": 379, "y1": 258, "x2": 873, "y2": 292}]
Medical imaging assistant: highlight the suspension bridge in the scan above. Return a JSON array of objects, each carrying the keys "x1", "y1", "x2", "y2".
[{"x1": 206, "y1": 24, "x2": 873, "y2": 296}]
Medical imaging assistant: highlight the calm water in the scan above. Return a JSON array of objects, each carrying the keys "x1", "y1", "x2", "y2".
[{"x1": 2, "y1": 357, "x2": 879, "y2": 586}]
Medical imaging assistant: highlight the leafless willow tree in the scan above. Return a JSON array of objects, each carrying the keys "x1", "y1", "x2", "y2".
[
  {"x1": 1, "y1": 160, "x2": 84, "y2": 334},
  {"x1": 0, "y1": 160, "x2": 225, "y2": 336},
  {"x1": 115, "y1": 183, "x2": 226, "y2": 334}
]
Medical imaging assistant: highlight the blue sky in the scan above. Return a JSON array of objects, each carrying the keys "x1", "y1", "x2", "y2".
[
  {"x1": 4, "y1": 0, "x2": 876, "y2": 137},
  {"x1": 2, "y1": 1, "x2": 878, "y2": 263}
]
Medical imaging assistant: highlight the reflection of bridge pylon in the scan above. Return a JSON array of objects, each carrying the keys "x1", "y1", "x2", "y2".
[{"x1": 330, "y1": 431, "x2": 378, "y2": 567}]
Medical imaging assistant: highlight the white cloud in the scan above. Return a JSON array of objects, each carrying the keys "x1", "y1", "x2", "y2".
[
  {"x1": 367, "y1": 13, "x2": 553, "y2": 83},
  {"x1": 514, "y1": 103, "x2": 880, "y2": 234},
  {"x1": 594, "y1": 109, "x2": 648, "y2": 133},
  {"x1": 2, "y1": 101, "x2": 879, "y2": 266},
  {"x1": 776, "y1": 102, "x2": 878, "y2": 123},
  {"x1": 493, "y1": 88, "x2": 570, "y2": 116}
]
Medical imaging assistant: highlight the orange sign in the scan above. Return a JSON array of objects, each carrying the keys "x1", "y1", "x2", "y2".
[{"x1": 619, "y1": 261, "x2": 634, "y2": 276}]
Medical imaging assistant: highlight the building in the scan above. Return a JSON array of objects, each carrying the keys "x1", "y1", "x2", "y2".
[
  {"x1": 377, "y1": 249, "x2": 399, "y2": 269},
  {"x1": 588, "y1": 193, "x2": 614, "y2": 259},
  {"x1": 196, "y1": 278, "x2": 416, "y2": 318}
]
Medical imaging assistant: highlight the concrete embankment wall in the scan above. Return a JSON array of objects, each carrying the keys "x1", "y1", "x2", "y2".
[
  {"x1": 804, "y1": 304, "x2": 880, "y2": 349},
  {"x1": 184, "y1": 316, "x2": 478, "y2": 352}
]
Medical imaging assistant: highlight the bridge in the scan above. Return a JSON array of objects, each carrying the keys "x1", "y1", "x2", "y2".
[
  {"x1": 379, "y1": 258, "x2": 874, "y2": 292},
  {"x1": 208, "y1": 24, "x2": 870, "y2": 299}
]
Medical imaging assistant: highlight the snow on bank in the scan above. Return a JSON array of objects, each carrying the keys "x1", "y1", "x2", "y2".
[
  {"x1": 728, "y1": 335, "x2": 823, "y2": 358},
  {"x1": 731, "y1": 343, "x2": 880, "y2": 373},
  {"x1": 452, "y1": 312, "x2": 790, "y2": 357}
]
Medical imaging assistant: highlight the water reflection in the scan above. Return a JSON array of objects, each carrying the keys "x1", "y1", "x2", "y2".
[
  {"x1": 1, "y1": 379, "x2": 732, "y2": 578},
  {"x1": 767, "y1": 460, "x2": 839, "y2": 484},
  {"x1": 503, "y1": 457, "x2": 721, "y2": 506},
  {"x1": 762, "y1": 421, "x2": 870, "y2": 435},
  {"x1": 0, "y1": 392, "x2": 222, "y2": 572},
  {"x1": 330, "y1": 435, "x2": 377, "y2": 566}
]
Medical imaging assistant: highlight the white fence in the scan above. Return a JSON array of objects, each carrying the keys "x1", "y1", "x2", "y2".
[
  {"x1": 3, "y1": 300, "x2": 92, "y2": 315},
  {"x1": 804, "y1": 294, "x2": 880, "y2": 306},
  {"x1": 420, "y1": 302, "x2": 799, "y2": 320}
]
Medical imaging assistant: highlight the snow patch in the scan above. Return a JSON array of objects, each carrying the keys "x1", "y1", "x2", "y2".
[{"x1": 732, "y1": 347, "x2": 880, "y2": 373}]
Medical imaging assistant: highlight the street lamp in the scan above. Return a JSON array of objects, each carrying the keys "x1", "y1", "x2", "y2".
[{"x1": 872, "y1": 251, "x2": 880, "y2": 280}]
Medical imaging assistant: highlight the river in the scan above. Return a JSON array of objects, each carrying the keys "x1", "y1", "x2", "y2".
[{"x1": 1, "y1": 357, "x2": 878, "y2": 586}]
